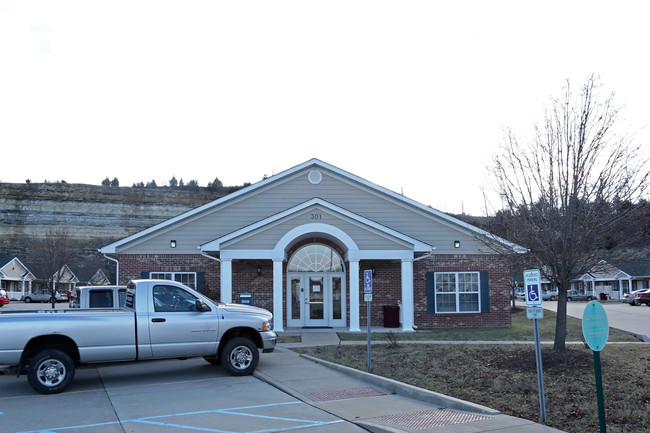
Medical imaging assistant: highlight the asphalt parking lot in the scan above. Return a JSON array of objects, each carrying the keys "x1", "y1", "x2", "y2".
[
  {"x1": 0, "y1": 302, "x2": 366, "y2": 433},
  {"x1": 0, "y1": 357, "x2": 365, "y2": 433}
]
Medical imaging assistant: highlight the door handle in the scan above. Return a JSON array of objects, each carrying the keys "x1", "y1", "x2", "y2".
[{"x1": 152, "y1": 318, "x2": 166, "y2": 323}]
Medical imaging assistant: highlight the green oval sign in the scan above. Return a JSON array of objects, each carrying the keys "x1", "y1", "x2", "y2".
[{"x1": 582, "y1": 301, "x2": 609, "y2": 351}]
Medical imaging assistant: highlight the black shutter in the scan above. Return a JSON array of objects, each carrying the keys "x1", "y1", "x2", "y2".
[
  {"x1": 140, "y1": 271, "x2": 149, "y2": 279},
  {"x1": 196, "y1": 272, "x2": 205, "y2": 292},
  {"x1": 480, "y1": 270, "x2": 489, "y2": 313},
  {"x1": 426, "y1": 271, "x2": 435, "y2": 313}
]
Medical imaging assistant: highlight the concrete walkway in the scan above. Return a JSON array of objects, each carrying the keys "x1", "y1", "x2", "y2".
[{"x1": 254, "y1": 332, "x2": 565, "y2": 433}]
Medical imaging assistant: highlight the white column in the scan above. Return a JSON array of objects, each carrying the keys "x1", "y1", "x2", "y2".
[
  {"x1": 349, "y1": 259, "x2": 360, "y2": 331},
  {"x1": 220, "y1": 259, "x2": 232, "y2": 303},
  {"x1": 273, "y1": 259, "x2": 284, "y2": 332},
  {"x1": 401, "y1": 259, "x2": 415, "y2": 332}
]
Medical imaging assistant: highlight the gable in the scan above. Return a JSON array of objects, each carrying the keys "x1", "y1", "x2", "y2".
[
  {"x1": 101, "y1": 159, "x2": 514, "y2": 255},
  {"x1": 200, "y1": 199, "x2": 433, "y2": 260}
]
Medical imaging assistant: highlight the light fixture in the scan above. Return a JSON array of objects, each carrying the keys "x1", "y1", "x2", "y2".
[
  {"x1": 454, "y1": 240, "x2": 460, "y2": 248},
  {"x1": 257, "y1": 266, "x2": 261, "y2": 276},
  {"x1": 372, "y1": 267, "x2": 376, "y2": 276},
  {"x1": 170, "y1": 240, "x2": 177, "y2": 248}
]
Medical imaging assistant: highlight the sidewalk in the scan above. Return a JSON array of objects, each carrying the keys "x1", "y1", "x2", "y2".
[{"x1": 254, "y1": 332, "x2": 564, "y2": 433}]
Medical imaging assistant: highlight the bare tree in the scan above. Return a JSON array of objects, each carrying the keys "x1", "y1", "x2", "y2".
[
  {"x1": 488, "y1": 76, "x2": 648, "y2": 351},
  {"x1": 29, "y1": 227, "x2": 75, "y2": 309}
]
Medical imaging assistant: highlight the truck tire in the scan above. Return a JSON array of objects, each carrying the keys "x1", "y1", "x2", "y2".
[
  {"x1": 220, "y1": 337, "x2": 259, "y2": 376},
  {"x1": 27, "y1": 349, "x2": 75, "y2": 394}
]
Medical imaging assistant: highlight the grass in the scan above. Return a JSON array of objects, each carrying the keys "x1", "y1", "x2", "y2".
[
  {"x1": 291, "y1": 308, "x2": 649, "y2": 433},
  {"x1": 337, "y1": 307, "x2": 640, "y2": 343}
]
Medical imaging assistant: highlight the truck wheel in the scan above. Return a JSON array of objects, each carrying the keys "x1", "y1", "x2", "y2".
[
  {"x1": 27, "y1": 349, "x2": 75, "y2": 394},
  {"x1": 220, "y1": 337, "x2": 258, "y2": 376}
]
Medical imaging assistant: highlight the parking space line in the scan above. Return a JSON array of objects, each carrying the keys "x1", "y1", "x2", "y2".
[{"x1": 14, "y1": 401, "x2": 345, "y2": 433}]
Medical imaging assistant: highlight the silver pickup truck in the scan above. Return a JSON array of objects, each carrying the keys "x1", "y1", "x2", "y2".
[{"x1": 0, "y1": 279, "x2": 276, "y2": 394}]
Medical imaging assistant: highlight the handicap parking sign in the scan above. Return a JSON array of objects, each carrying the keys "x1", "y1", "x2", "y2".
[{"x1": 523, "y1": 269, "x2": 542, "y2": 306}]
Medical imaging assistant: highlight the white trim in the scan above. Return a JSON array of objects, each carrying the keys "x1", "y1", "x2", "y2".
[{"x1": 273, "y1": 259, "x2": 284, "y2": 332}]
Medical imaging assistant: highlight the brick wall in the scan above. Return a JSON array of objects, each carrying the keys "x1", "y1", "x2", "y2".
[{"x1": 120, "y1": 252, "x2": 511, "y2": 329}]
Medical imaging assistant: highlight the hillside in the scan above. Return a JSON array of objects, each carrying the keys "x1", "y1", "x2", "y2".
[{"x1": 0, "y1": 182, "x2": 227, "y2": 261}]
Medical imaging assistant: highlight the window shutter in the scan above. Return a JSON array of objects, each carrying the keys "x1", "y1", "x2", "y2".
[
  {"x1": 196, "y1": 272, "x2": 205, "y2": 292},
  {"x1": 140, "y1": 271, "x2": 149, "y2": 279},
  {"x1": 426, "y1": 272, "x2": 435, "y2": 313},
  {"x1": 480, "y1": 270, "x2": 489, "y2": 313}
]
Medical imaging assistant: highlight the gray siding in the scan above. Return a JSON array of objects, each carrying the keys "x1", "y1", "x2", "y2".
[
  {"x1": 118, "y1": 168, "x2": 487, "y2": 255},
  {"x1": 223, "y1": 206, "x2": 412, "y2": 251}
]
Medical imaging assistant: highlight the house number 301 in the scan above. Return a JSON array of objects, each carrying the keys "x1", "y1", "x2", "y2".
[{"x1": 310, "y1": 214, "x2": 322, "y2": 219}]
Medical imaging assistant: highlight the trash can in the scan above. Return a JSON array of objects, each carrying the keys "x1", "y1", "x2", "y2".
[
  {"x1": 382, "y1": 305, "x2": 400, "y2": 328},
  {"x1": 599, "y1": 293, "x2": 607, "y2": 301}
]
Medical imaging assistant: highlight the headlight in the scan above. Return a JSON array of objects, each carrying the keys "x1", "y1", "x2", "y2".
[{"x1": 262, "y1": 319, "x2": 273, "y2": 331}]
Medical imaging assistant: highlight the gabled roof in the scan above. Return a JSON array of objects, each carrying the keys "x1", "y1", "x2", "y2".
[
  {"x1": 0, "y1": 256, "x2": 36, "y2": 280},
  {"x1": 101, "y1": 159, "x2": 520, "y2": 254},
  {"x1": 201, "y1": 198, "x2": 434, "y2": 260}
]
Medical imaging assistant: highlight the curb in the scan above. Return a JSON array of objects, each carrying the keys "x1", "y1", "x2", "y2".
[{"x1": 298, "y1": 353, "x2": 500, "y2": 416}]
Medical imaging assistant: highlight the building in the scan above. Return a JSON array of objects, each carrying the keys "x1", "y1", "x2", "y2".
[
  {"x1": 0, "y1": 257, "x2": 36, "y2": 300},
  {"x1": 100, "y1": 159, "x2": 518, "y2": 331},
  {"x1": 573, "y1": 256, "x2": 650, "y2": 300}
]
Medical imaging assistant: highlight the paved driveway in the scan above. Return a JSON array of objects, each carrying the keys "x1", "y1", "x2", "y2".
[
  {"x1": 0, "y1": 358, "x2": 365, "y2": 433},
  {"x1": 532, "y1": 300, "x2": 650, "y2": 341}
]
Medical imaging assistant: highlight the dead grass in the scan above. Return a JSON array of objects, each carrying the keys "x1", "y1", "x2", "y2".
[
  {"x1": 295, "y1": 344, "x2": 650, "y2": 433},
  {"x1": 293, "y1": 308, "x2": 649, "y2": 432}
]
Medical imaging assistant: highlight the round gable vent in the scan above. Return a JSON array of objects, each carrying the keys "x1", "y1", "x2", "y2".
[{"x1": 308, "y1": 170, "x2": 323, "y2": 185}]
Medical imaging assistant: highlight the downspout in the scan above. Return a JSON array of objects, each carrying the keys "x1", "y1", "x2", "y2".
[
  {"x1": 101, "y1": 252, "x2": 120, "y2": 285},
  {"x1": 200, "y1": 250, "x2": 222, "y2": 263}
]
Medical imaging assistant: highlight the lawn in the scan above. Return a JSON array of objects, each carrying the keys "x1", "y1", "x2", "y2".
[{"x1": 293, "y1": 308, "x2": 649, "y2": 433}]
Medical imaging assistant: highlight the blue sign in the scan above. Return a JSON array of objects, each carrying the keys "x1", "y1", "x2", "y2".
[
  {"x1": 582, "y1": 301, "x2": 609, "y2": 351},
  {"x1": 364, "y1": 269, "x2": 373, "y2": 294},
  {"x1": 523, "y1": 269, "x2": 542, "y2": 306}
]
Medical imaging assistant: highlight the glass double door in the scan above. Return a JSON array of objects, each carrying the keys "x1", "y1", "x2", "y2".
[{"x1": 288, "y1": 273, "x2": 345, "y2": 328}]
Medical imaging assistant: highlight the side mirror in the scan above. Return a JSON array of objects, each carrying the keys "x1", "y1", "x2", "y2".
[{"x1": 196, "y1": 300, "x2": 211, "y2": 312}]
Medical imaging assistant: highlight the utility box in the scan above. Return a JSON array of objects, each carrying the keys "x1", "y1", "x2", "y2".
[
  {"x1": 239, "y1": 292, "x2": 252, "y2": 305},
  {"x1": 382, "y1": 305, "x2": 400, "y2": 328}
]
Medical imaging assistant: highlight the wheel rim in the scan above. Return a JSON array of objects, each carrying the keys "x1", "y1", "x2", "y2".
[
  {"x1": 229, "y1": 345, "x2": 253, "y2": 370},
  {"x1": 36, "y1": 359, "x2": 66, "y2": 387}
]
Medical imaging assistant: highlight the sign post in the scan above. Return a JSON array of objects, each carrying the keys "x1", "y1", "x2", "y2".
[
  {"x1": 524, "y1": 269, "x2": 546, "y2": 423},
  {"x1": 583, "y1": 301, "x2": 609, "y2": 433},
  {"x1": 364, "y1": 269, "x2": 373, "y2": 372}
]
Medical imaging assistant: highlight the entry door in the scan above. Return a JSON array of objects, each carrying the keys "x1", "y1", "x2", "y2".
[
  {"x1": 287, "y1": 274, "x2": 345, "y2": 328},
  {"x1": 306, "y1": 275, "x2": 327, "y2": 327}
]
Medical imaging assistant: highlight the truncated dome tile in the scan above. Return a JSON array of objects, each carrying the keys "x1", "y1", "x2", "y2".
[{"x1": 374, "y1": 408, "x2": 493, "y2": 429}]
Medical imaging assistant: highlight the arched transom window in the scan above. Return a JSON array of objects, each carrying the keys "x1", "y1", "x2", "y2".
[{"x1": 287, "y1": 244, "x2": 344, "y2": 272}]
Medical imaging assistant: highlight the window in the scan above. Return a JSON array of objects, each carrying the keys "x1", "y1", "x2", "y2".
[
  {"x1": 150, "y1": 272, "x2": 196, "y2": 289},
  {"x1": 152, "y1": 284, "x2": 200, "y2": 312},
  {"x1": 434, "y1": 272, "x2": 480, "y2": 313},
  {"x1": 287, "y1": 244, "x2": 344, "y2": 273}
]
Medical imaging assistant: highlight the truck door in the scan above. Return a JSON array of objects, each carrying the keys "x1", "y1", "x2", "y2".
[{"x1": 148, "y1": 283, "x2": 218, "y2": 358}]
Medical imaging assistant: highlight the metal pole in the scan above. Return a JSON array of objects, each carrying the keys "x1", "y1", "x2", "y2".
[
  {"x1": 367, "y1": 300, "x2": 371, "y2": 372},
  {"x1": 533, "y1": 318, "x2": 547, "y2": 423},
  {"x1": 594, "y1": 350, "x2": 607, "y2": 433}
]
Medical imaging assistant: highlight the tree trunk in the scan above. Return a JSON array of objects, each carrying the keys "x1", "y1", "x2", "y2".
[{"x1": 553, "y1": 284, "x2": 569, "y2": 351}]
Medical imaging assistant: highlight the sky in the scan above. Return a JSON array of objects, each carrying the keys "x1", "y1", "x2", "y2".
[{"x1": 1, "y1": 1, "x2": 649, "y2": 215}]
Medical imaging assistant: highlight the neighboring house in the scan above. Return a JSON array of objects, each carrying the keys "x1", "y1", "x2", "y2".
[
  {"x1": 53, "y1": 264, "x2": 80, "y2": 294},
  {"x1": 74, "y1": 268, "x2": 112, "y2": 286},
  {"x1": 0, "y1": 257, "x2": 36, "y2": 300},
  {"x1": 573, "y1": 256, "x2": 650, "y2": 300},
  {"x1": 100, "y1": 159, "x2": 520, "y2": 332}
]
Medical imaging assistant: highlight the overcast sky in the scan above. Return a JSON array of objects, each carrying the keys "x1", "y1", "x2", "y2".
[{"x1": 1, "y1": 1, "x2": 648, "y2": 215}]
